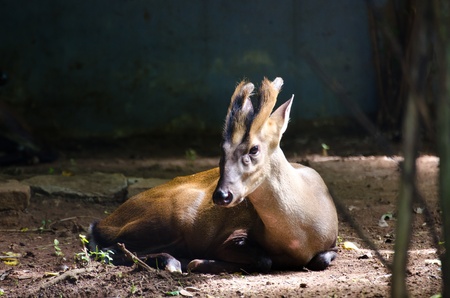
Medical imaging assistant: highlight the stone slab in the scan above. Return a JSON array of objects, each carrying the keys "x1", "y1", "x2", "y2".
[
  {"x1": 0, "y1": 180, "x2": 31, "y2": 211},
  {"x1": 22, "y1": 172, "x2": 128, "y2": 202},
  {"x1": 127, "y1": 178, "x2": 169, "y2": 198}
]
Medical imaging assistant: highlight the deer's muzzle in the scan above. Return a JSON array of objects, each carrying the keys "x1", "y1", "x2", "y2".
[{"x1": 212, "y1": 188, "x2": 234, "y2": 206}]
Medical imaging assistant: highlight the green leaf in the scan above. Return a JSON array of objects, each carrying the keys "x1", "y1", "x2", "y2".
[{"x1": 321, "y1": 143, "x2": 330, "y2": 150}]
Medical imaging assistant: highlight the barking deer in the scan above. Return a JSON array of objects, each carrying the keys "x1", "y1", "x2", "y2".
[{"x1": 89, "y1": 77, "x2": 338, "y2": 274}]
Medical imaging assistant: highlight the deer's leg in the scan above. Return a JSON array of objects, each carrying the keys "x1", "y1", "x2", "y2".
[
  {"x1": 89, "y1": 221, "x2": 185, "y2": 273},
  {"x1": 187, "y1": 229, "x2": 272, "y2": 274},
  {"x1": 143, "y1": 253, "x2": 182, "y2": 274},
  {"x1": 305, "y1": 248, "x2": 338, "y2": 271},
  {"x1": 103, "y1": 248, "x2": 183, "y2": 274}
]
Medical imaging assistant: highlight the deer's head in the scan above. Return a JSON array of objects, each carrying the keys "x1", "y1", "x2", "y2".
[{"x1": 213, "y1": 77, "x2": 293, "y2": 207}]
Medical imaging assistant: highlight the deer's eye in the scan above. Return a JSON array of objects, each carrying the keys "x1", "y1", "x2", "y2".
[{"x1": 249, "y1": 145, "x2": 259, "y2": 156}]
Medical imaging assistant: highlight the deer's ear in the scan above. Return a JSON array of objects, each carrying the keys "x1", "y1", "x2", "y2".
[{"x1": 270, "y1": 95, "x2": 293, "y2": 136}]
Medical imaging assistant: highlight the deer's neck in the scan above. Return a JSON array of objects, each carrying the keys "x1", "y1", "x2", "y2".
[{"x1": 248, "y1": 147, "x2": 304, "y2": 229}]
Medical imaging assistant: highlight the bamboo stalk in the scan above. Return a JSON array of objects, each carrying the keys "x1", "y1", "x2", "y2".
[
  {"x1": 437, "y1": 64, "x2": 450, "y2": 298},
  {"x1": 391, "y1": 92, "x2": 418, "y2": 298},
  {"x1": 391, "y1": 1, "x2": 426, "y2": 296},
  {"x1": 433, "y1": 0, "x2": 450, "y2": 295}
]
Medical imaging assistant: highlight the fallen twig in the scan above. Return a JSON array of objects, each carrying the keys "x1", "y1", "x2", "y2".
[
  {"x1": 116, "y1": 242, "x2": 155, "y2": 272},
  {"x1": 47, "y1": 216, "x2": 96, "y2": 229},
  {"x1": 27, "y1": 267, "x2": 96, "y2": 296},
  {"x1": 0, "y1": 216, "x2": 97, "y2": 233},
  {"x1": 0, "y1": 228, "x2": 53, "y2": 233},
  {"x1": 42, "y1": 268, "x2": 93, "y2": 287}
]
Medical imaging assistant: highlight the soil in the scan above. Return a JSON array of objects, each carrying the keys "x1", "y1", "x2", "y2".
[{"x1": 0, "y1": 136, "x2": 443, "y2": 297}]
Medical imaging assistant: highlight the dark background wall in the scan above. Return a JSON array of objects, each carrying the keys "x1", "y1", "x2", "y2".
[{"x1": 0, "y1": 0, "x2": 376, "y2": 139}]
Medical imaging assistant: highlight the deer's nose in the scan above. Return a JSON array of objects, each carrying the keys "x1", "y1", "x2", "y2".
[{"x1": 213, "y1": 189, "x2": 233, "y2": 206}]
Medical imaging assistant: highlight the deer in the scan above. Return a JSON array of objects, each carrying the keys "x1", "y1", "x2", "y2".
[{"x1": 88, "y1": 77, "x2": 338, "y2": 274}]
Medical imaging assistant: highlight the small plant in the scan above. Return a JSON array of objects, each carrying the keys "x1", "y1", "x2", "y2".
[
  {"x1": 75, "y1": 234, "x2": 114, "y2": 265},
  {"x1": 165, "y1": 290, "x2": 180, "y2": 296},
  {"x1": 79, "y1": 234, "x2": 89, "y2": 246},
  {"x1": 74, "y1": 251, "x2": 90, "y2": 264},
  {"x1": 89, "y1": 246, "x2": 114, "y2": 264},
  {"x1": 39, "y1": 219, "x2": 51, "y2": 232},
  {"x1": 53, "y1": 239, "x2": 63, "y2": 256},
  {"x1": 75, "y1": 234, "x2": 91, "y2": 265},
  {"x1": 185, "y1": 148, "x2": 197, "y2": 161},
  {"x1": 321, "y1": 143, "x2": 330, "y2": 156},
  {"x1": 130, "y1": 283, "x2": 138, "y2": 294}
]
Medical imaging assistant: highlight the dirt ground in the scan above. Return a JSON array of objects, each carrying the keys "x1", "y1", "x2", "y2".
[{"x1": 0, "y1": 135, "x2": 443, "y2": 297}]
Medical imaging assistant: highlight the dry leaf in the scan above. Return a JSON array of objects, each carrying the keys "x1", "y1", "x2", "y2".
[
  {"x1": 44, "y1": 272, "x2": 60, "y2": 277},
  {"x1": 424, "y1": 259, "x2": 441, "y2": 266},
  {"x1": 378, "y1": 213, "x2": 393, "y2": 227},
  {"x1": 378, "y1": 218, "x2": 389, "y2": 227},
  {"x1": 62, "y1": 170, "x2": 73, "y2": 177},
  {"x1": 1, "y1": 252, "x2": 21, "y2": 266},
  {"x1": 414, "y1": 207, "x2": 424, "y2": 214},
  {"x1": 3, "y1": 259, "x2": 19, "y2": 266},
  {"x1": 342, "y1": 241, "x2": 359, "y2": 251},
  {"x1": 180, "y1": 289, "x2": 194, "y2": 297}
]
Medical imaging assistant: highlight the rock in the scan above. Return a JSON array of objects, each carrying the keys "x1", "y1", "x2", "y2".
[
  {"x1": 127, "y1": 177, "x2": 144, "y2": 185},
  {"x1": 127, "y1": 178, "x2": 169, "y2": 198},
  {"x1": 22, "y1": 172, "x2": 128, "y2": 202},
  {"x1": 0, "y1": 180, "x2": 31, "y2": 211}
]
